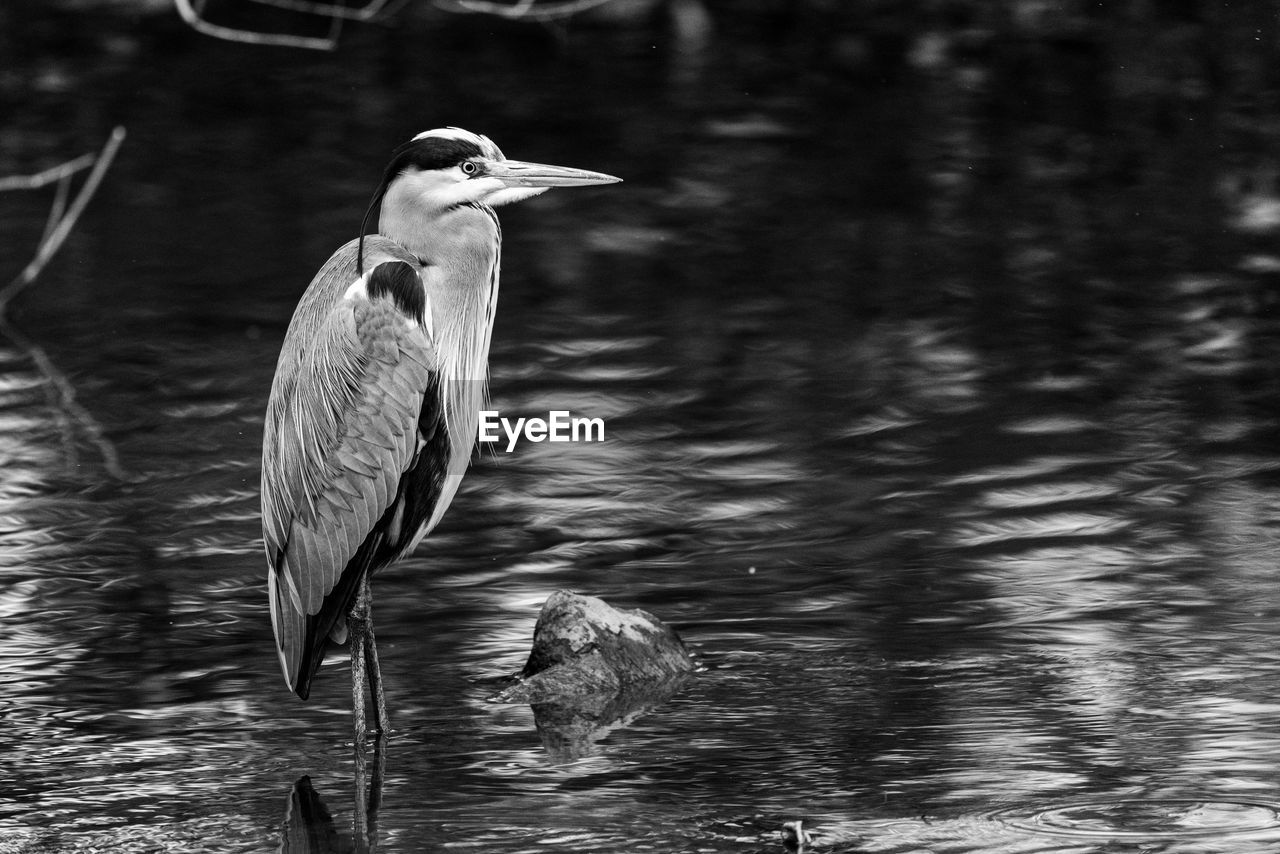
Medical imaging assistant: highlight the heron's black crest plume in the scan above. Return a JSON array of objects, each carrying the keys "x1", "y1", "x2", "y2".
[
  {"x1": 367, "y1": 261, "x2": 426, "y2": 326},
  {"x1": 393, "y1": 136, "x2": 486, "y2": 172},
  {"x1": 357, "y1": 135, "x2": 489, "y2": 275},
  {"x1": 356, "y1": 192, "x2": 381, "y2": 278}
]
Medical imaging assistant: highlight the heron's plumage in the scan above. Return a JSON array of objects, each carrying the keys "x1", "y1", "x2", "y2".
[{"x1": 263, "y1": 237, "x2": 447, "y2": 697}]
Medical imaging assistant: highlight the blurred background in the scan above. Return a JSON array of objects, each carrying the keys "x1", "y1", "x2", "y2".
[{"x1": 4, "y1": 1, "x2": 1280, "y2": 851}]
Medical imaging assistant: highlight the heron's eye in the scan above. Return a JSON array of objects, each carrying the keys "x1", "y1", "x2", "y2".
[{"x1": 461, "y1": 161, "x2": 479, "y2": 176}]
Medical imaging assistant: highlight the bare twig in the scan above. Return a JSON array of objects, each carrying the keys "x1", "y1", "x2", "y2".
[
  {"x1": 173, "y1": 0, "x2": 341, "y2": 49},
  {"x1": 0, "y1": 154, "x2": 95, "y2": 191},
  {"x1": 178, "y1": 0, "x2": 603, "y2": 48},
  {"x1": 0, "y1": 127, "x2": 127, "y2": 315},
  {"x1": 246, "y1": 0, "x2": 394, "y2": 22},
  {"x1": 0, "y1": 126, "x2": 130, "y2": 481},
  {"x1": 437, "y1": 0, "x2": 618, "y2": 21},
  {"x1": 40, "y1": 171, "x2": 72, "y2": 246}
]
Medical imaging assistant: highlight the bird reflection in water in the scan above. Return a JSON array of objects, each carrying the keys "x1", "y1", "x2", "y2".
[
  {"x1": 278, "y1": 747, "x2": 385, "y2": 854},
  {"x1": 274, "y1": 679, "x2": 687, "y2": 853}
]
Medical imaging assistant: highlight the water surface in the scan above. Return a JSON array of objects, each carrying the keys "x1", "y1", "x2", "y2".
[{"x1": 3, "y1": 4, "x2": 1280, "y2": 852}]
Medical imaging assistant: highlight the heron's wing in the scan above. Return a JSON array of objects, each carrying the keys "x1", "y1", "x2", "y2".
[{"x1": 262, "y1": 245, "x2": 438, "y2": 697}]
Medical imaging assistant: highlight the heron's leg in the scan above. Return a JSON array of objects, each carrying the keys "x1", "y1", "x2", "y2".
[
  {"x1": 353, "y1": 728, "x2": 386, "y2": 853},
  {"x1": 349, "y1": 577, "x2": 373, "y2": 745},
  {"x1": 363, "y1": 614, "x2": 391, "y2": 736},
  {"x1": 350, "y1": 574, "x2": 390, "y2": 743},
  {"x1": 350, "y1": 576, "x2": 385, "y2": 849}
]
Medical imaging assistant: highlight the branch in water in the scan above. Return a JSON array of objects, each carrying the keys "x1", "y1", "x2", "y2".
[
  {"x1": 246, "y1": 0, "x2": 397, "y2": 22},
  {"x1": 0, "y1": 322, "x2": 127, "y2": 481},
  {"x1": 0, "y1": 126, "x2": 130, "y2": 482},
  {"x1": 175, "y1": 0, "x2": 614, "y2": 48},
  {"x1": 172, "y1": 0, "x2": 343, "y2": 50},
  {"x1": 436, "y1": 0, "x2": 619, "y2": 21},
  {"x1": 0, "y1": 126, "x2": 127, "y2": 314},
  {"x1": 0, "y1": 154, "x2": 96, "y2": 192}
]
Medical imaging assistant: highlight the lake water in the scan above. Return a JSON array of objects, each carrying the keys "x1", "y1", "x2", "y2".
[{"x1": 4, "y1": 3, "x2": 1280, "y2": 852}]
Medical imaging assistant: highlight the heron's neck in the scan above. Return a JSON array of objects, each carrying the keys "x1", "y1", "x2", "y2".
[{"x1": 380, "y1": 198, "x2": 502, "y2": 445}]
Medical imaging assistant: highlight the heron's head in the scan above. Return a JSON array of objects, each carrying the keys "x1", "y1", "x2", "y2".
[{"x1": 359, "y1": 127, "x2": 620, "y2": 271}]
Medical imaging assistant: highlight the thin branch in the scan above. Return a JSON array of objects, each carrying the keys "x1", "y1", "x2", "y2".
[
  {"x1": 0, "y1": 154, "x2": 95, "y2": 192},
  {"x1": 0, "y1": 126, "x2": 130, "y2": 482},
  {"x1": 173, "y1": 0, "x2": 339, "y2": 50},
  {"x1": 479, "y1": 0, "x2": 536, "y2": 15},
  {"x1": 245, "y1": 0, "x2": 394, "y2": 22},
  {"x1": 437, "y1": 0, "x2": 618, "y2": 21},
  {"x1": 40, "y1": 172, "x2": 72, "y2": 247},
  {"x1": 324, "y1": 1, "x2": 347, "y2": 43},
  {"x1": 0, "y1": 126, "x2": 127, "y2": 316}
]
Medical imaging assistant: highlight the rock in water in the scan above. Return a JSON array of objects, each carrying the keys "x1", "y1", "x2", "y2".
[
  {"x1": 494, "y1": 590, "x2": 695, "y2": 705},
  {"x1": 780, "y1": 820, "x2": 813, "y2": 852},
  {"x1": 493, "y1": 591, "x2": 696, "y2": 761}
]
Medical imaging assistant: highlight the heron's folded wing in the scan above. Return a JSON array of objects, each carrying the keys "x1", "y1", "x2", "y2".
[{"x1": 262, "y1": 274, "x2": 434, "y2": 693}]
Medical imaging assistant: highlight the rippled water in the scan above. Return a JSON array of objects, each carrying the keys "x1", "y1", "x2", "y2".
[{"x1": 4, "y1": 3, "x2": 1280, "y2": 852}]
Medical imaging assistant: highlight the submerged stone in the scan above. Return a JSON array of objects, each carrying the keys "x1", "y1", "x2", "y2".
[
  {"x1": 492, "y1": 590, "x2": 696, "y2": 761},
  {"x1": 493, "y1": 589, "x2": 695, "y2": 705}
]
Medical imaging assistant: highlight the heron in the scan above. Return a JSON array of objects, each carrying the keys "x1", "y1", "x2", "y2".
[{"x1": 261, "y1": 127, "x2": 620, "y2": 742}]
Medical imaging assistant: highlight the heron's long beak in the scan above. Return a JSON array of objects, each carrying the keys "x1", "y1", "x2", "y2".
[{"x1": 488, "y1": 159, "x2": 622, "y2": 188}]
